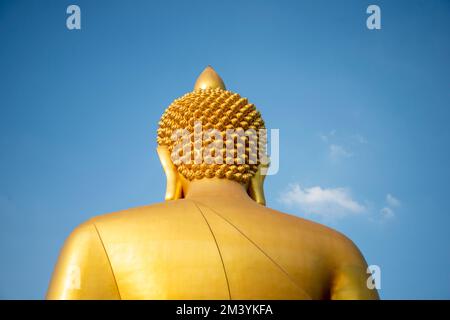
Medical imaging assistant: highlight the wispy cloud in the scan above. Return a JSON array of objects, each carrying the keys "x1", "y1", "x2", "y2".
[
  {"x1": 386, "y1": 194, "x2": 401, "y2": 207},
  {"x1": 329, "y1": 144, "x2": 353, "y2": 160},
  {"x1": 319, "y1": 130, "x2": 366, "y2": 161},
  {"x1": 378, "y1": 194, "x2": 401, "y2": 221},
  {"x1": 319, "y1": 130, "x2": 336, "y2": 143},
  {"x1": 279, "y1": 183, "x2": 366, "y2": 220}
]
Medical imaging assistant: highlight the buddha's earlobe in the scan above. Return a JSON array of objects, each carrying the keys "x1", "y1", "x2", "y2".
[
  {"x1": 247, "y1": 165, "x2": 267, "y2": 206},
  {"x1": 156, "y1": 146, "x2": 183, "y2": 201}
]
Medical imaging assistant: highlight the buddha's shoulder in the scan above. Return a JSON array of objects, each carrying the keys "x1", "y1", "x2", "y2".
[
  {"x1": 262, "y1": 206, "x2": 359, "y2": 252},
  {"x1": 85, "y1": 199, "x2": 205, "y2": 228}
]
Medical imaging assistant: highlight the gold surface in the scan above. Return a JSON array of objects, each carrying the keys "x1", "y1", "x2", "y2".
[
  {"x1": 193, "y1": 66, "x2": 226, "y2": 90},
  {"x1": 47, "y1": 68, "x2": 379, "y2": 300}
]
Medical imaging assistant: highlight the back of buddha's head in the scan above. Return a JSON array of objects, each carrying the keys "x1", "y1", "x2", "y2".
[{"x1": 157, "y1": 66, "x2": 268, "y2": 185}]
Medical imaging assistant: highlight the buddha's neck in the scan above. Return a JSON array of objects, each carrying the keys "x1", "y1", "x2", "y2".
[{"x1": 184, "y1": 178, "x2": 250, "y2": 201}]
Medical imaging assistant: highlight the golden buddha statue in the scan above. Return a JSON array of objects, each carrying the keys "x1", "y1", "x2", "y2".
[{"x1": 46, "y1": 67, "x2": 379, "y2": 300}]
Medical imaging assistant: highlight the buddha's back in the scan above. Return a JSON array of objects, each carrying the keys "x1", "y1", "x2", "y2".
[{"x1": 47, "y1": 192, "x2": 377, "y2": 300}]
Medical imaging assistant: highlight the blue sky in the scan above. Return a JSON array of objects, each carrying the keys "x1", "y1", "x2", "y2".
[{"x1": 1, "y1": 0, "x2": 449, "y2": 299}]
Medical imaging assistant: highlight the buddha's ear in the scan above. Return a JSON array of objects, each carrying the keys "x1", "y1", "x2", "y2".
[
  {"x1": 156, "y1": 146, "x2": 183, "y2": 201},
  {"x1": 247, "y1": 163, "x2": 268, "y2": 206}
]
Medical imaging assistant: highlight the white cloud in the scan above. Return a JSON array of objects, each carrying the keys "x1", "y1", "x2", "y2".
[
  {"x1": 319, "y1": 130, "x2": 336, "y2": 143},
  {"x1": 386, "y1": 194, "x2": 401, "y2": 207},
  {"x1": 319, "y1": 131, "x2": 367, "y2": 161},
  {"x1": 279, "y1": 183, "x2": 366, "y2": 220},
  {"x1": 377, "y1": 194, "x2": 401, "y2": 221},
  {"x1": 329, "y1": 144, "x2": 353, "y2": 160}
]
